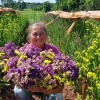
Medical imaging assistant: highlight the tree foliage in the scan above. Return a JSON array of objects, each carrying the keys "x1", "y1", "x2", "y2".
[
  {"x1": 0, "y1": 0, "x2": 100, "y2": 11},
  {"x1": 55, "y1": 0, "x2": 100, "y2": 11},
  {"x1": 42, "y1": 1, "x2": 51, "y2": 12}
]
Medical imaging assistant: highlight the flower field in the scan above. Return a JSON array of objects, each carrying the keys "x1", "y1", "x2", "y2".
[
  {"x1": 0, "y1": 13, "x2": 29, "y2": 46},
  {"x1": 0, "y1": 9, "x2": 100, "y2": 100}
]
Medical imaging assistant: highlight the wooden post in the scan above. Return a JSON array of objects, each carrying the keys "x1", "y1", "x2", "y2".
[{"x1": 82, "y1": 79, "x2": 88, "y2": 100}]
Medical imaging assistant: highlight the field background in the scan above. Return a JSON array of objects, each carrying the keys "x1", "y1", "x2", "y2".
[{"x1": 0, "y1": 9, "x2": 100, "y2": 100}]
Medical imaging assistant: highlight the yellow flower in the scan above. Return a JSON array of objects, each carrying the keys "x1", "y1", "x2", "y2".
[
  {"x1": 45, "y1": 74, "x2": 51, "y2": 80},
  {"x1": 57, "y1": 76, "x2": 61, "y2": 81},
  {"x1": 2, "y1": 65, "x2": 8, "y2": 72},
  {"x1": 53, "y1": 75, "x2": 61, "y2": 81},
  {"x1": 79, "y1": 75, "x2": 82, "y2": 78},
  {"x1": 65, "y1": 71, "x2": 71, "y2": 76},
  {"x1": 40, "y1": 49, "x2": 55, "y2": 59},
  {"x1": 81, "y1": 65, "x2": 88, "y2": 71},
  {"x1": 62, "y1": 73, "x2": 66, "y2": 77},
  {"x1": 17, "y1": 60, "x2": 21, "y2": 66},
  {"x1": 82, "y1": 57, "x2": 89, "y2": 63},
  {"x1": 4, "y1": 59, "x2": 8, "y2": 62},
  {"x1": 60, "y1": 78, "x2": 65, "y2": 83},
  {"x1": 20, "y1": 54, "x2": 27, "y2": 59},
  {"x1": 44, "y1": 59, "x2": 51, "y2": 66},
  {"x1": 40, "y1": 80, "x2": 46, "y2": 86},
  {"x1": 15, "y1": 50, "x2": 21, "y2": 56},
  {"x1": 47, "y1": 51, "x2": 55, "y2": 59},
  {"x1": 96, "y1": 48, "x2": 100, "y2": 53},
  {"x1": 96, "y1": 83, "x2": 100, "y2": 89},
  {"x1": 92, "y1": 73, "x2": 98, "y2": 80},
  {"x1": 87, "y1": 72, "x2": 93, "y2": 78},
  {"x1": 75, "y1": 51, "x2": 81, "y2": 56},
  {"x1": 87, "y1": 46, "x2": 94, "y2": 52},
  {"x1": 0, "y1": 52, "x2": 5, "y2": 56},
  {"x1": 0, "y1": 61, "x2": 5, "y2": 66},
  {"x1": 47, "y1": 85, "x2": 52, "y2": 89},
  {"x1": 88, "y1": 86, "x2": 93, "y2": 91},
  {"x1": 76, "y1": 63, "x2": 81, "y2": 67},
  {"x1": 92, "y1": 40, "x2": 98, "y2": 46},
  {"x1": 65, "y1": 80, "x2": 72, "y2": 86},
  {"x1": 84, "y1": 52, "x2": 88, "y2": 57},
  {"x1": 59, "y1": 82, "x2": 63, "y2": 86}
]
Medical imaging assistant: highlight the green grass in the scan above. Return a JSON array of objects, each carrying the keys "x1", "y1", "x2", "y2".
[{"x1": 18, "y1": 9, "x2": 45, "y2": 23}]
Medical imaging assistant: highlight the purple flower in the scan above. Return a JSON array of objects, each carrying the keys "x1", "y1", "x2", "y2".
[
  {"x1": 7, "y1": 56, "x2": 18, "y2": 68},
  {"x1": 5, "y1": 42, "x2": 16, "y2": 49},
  {"x1": 52, "y1": 53, "x2": 63, "y2": 61},
  {"x1": 26, "y1": 47, "x2": 42, "y2": 58},
  {"x1": 6, "y1": 49, "x2": 16, "y2": 57},
  {"x1": 24, "y1": 81, "x2": 35, "y2": 88},
  {"x1": 47, "y1": 64, "x2": 55, "y2": 76},
  {"x1": 2, "y1": 42, "x2": 79, "y2": 89},
  {"x1": 0, "y1": 42, "x2": 19, "y2": 59}
]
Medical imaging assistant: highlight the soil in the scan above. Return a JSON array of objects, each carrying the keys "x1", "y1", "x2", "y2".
[{"x1": 0, "y1": 82, "x2": 77, "y2": 100}]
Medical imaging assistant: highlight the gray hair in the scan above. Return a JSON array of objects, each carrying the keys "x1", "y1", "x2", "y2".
[{"x1": 26, "y1": 22, "x2": 47, "y2": 43}]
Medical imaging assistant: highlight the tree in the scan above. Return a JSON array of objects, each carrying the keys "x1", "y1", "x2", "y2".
[
  {"x1": 20, "y1": 1, "x2": 26, "y2": 10},
  {"x1": 84, "y1": 0, "x2": 94, "y2": 10},
  {"x1": 1, "y1": 0, "x2": 7, "y2": 6},
  {"x1": 92, "y1": 0, "x2": 100, "y2": 10},
  {"x1": 42, "y1": 1, "x2": 51, "y2": 12},
  {"x1": 55, "y1": 0, "x2": 81, "y2": 11}
]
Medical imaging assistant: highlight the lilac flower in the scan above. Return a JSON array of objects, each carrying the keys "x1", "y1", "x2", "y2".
[
  {"x1": 24, "y1": 81, "x2": 35, "y2": 88},
  {"x1": 6, "y1": 49, "x2": 15, "y2": 57},
  {"x1": 7, "y1": 56, "x2": 18, "y2": 68},
  {"x1": 0, "y1": 47, "x2": 5, "y2": 52},
  {"x1": 0, "y1": 42, "x2": 19, "y2": 59},
  {"x1": 46, "y1": 64, "x2": 55, "y2": 76},
  {"x1": 52, "y1": 53, "x2": 63, "y2": 61},
  {"x1": 5, "y1": 42, "x2": 16, "y2": 49},
  {"x1": 26, "y1": 47, "x2": 42, "y2": 58},
  {"x1": 2, "y1": 42, "x2": 79, "y2": 89}
]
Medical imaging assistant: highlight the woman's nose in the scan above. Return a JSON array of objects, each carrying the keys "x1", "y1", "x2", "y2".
[{"x1": 36, "y1": 35, "x2": 41, "y2": 38}]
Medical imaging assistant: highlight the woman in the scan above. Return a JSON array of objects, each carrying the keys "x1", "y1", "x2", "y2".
[{"x1": 14, "y1": 22, "x2": 63, "y2": 100}]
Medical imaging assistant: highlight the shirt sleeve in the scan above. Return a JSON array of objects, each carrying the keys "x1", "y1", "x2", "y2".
[
  {"x1": 19, "y1": 43, "x2": 29, "y2": 52},
  {"x1": 45, "y1": 44, "x2": 60, "y2": 54}
]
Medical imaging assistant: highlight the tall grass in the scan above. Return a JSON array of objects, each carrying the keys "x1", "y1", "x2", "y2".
[
  {"x1": 0, "y1": 10, "x2": 100, "y2": 99},
  {"x1": 0, "y1": 13, "x2": 29, "y2": 46},
  {"x1": 41, "y1": 13, "x2": 100, "y2": 99},
  {"x1": 41, "y1": 15, "x2": 100, "y2": 60},
  {"x1": 19, "y1": 9, "x2": 45, "y2": 23}
]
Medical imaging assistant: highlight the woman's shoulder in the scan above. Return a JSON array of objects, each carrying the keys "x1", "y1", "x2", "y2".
[
  {"x1": 45, "y1": 43, "x2": 60, "y2": 54},
  {"x1": 19, "y1": 43, "x2": 30, "y2": 52},
  {"x1": 45, "y1": 43, "x2": 57, "y2": 49}
]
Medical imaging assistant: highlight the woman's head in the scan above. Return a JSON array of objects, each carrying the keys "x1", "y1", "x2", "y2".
[{"x1": 27, "y1": 22, "x2": 47, "y2": 49}]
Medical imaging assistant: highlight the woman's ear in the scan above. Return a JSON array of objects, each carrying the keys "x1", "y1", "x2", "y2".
[
  {"x1": 46, "y1": 36, "x2": 51, "y2": 43},
  {"x1": 27, "y1": 35, "x2": 31, "y2": 43}
]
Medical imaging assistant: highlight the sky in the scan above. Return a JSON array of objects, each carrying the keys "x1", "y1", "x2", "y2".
[
  {"x1": 15, "y1": 0, "x2": 56, "y2": 3},
  {"x1": 0, "y1": 0, "x2": 56, "y2": 5}
]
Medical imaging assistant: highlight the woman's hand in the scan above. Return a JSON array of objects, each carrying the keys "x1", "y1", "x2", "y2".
[
  {"x1": 28, "y1": 86, "x2": 63, "y2": 94},
  {"x1": 28, "y1": 86, "x2": 44, "y2": 93}
]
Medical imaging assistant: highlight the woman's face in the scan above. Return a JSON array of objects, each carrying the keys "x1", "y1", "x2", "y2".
[{"x1": 29, "y1": 26, "x2": 47, "y2": 49}]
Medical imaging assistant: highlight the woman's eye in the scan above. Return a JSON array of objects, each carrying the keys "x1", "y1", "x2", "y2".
[
  {"x1": 32, "y1": 33, "x2": 45, "y2": 37},
  {"x1": 40, "y1": 33, "x2": 44, "y2": 36},
  {"x1": 32, "y1": 34, "x2": 37, "y2": 37}
]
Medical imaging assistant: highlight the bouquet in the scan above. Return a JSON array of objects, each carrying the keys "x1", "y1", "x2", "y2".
[{"x1": 0, "y1": 42, "x2": 78, "y2": 94}]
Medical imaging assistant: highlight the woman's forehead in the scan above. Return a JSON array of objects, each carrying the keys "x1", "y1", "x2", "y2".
[
  {"x1": 32, "y1": 25, "x2": 44, "y2": 29},
  {"x1": 31, "y1": 26, "x2": 45, "y2": 32}
]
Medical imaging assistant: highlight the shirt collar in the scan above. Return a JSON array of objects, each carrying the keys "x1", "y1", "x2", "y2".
[{"x1": 29, "y1": 42, "x2": 47, "y2": 50}]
